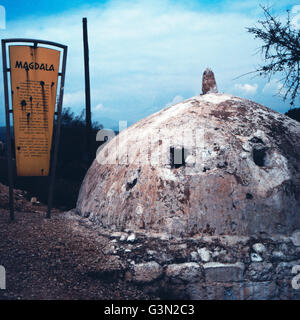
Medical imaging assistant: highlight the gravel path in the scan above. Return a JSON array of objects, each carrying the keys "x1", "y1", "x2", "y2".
[{"x1": 0, "y1": 205, "x2": 158, "y2": 300}]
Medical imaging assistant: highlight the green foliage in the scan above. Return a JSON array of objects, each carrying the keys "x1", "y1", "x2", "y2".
[
  {"x1": 50, "y1": 107, "x2": 105, "y2": 208},
  {"x1": 247, "y1": 6, "x2": 300, "y2": 106},
  {"x1": 285, "y1": 107, "x2": 300, "y2": 122},
  {"x1": 56, "y1": 108, "x2": 103, "y2": 182}
]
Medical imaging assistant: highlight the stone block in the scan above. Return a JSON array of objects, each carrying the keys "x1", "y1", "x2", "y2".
[
  {"x1": 241, "y1": 281, "x2": 278, "y2": 300},
  {"x1": 247, "y1": 262, "x2": 273, "y2": 281},
  {"x1": 291, "y1": 230, "x2": 300, "y2": 246},
  {"x1": 133, "y1": 261, "x2": 163, "y2": 283},
  {"x1": 166, "y1": 262, "x2": 202, "y2": 283},
  {"x1": 203, "y1": 262, "x2": 245, "y2": 282}
]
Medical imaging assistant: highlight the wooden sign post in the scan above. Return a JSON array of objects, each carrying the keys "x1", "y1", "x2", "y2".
[
  {"x1": 82, "y1": 17, "x2": 92, "y2": 165},
  {"x1": 1, "y1": 39, "x2": 67, "y2": 220}
]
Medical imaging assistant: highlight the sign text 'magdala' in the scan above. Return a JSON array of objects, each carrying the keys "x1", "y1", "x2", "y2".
[{"x1": 15, "y1": 60, "x2": 55, "y2": 71}]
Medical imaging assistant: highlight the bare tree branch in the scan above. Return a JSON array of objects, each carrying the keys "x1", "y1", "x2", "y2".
[{"x1": 245, "y1": 5, "x2": 300, "y2": 107}]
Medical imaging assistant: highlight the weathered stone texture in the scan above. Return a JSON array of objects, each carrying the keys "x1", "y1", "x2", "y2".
[
  {"x1": 291, "y1": 230, "x2": 300, "y2": 246},
  {"x1": 247, "y1": 262, "x2": 273, "y2": 281},
  {"x1": 202, "y1": 68, "x2": 218, "y2": 94},
  {"x1": 133, "y1": 261, "x2": 163, "y2": 283},
  {"x1": 67, "y1": 211, "x2": 300, "y2": 299},
  {"x1": 77, "y1": 92, "x2": 300, "y2": 238},
  {"x1": 75, "y1": 74, "x2": 300, "y2": 299},
  {"x1": 203, "y1": 262, "x2": 245, "y2": 282},
  {"x1": 166, "y1": 262, "x2": 202, "y2": 283}
]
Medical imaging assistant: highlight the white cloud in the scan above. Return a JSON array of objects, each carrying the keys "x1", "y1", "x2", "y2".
[
  {"x1": 63, "y1": 91, "x2": 84, "y2": 107},
  {"x1": 291, "y1": 5, "x2": 300, "y2": 29},
  {"x1": 165, "y1": 95, "x2": 185, "y2": 107},
  {"x1": 92, "y1": 103, "x2": 113, "y2": 112},
  {"x1": 234, "y1": 83, "x2": 258, "y2": 95},
  {"x1": 262, "y1": 79, "x2": 286, "y2": 97},
  {"x1": 93, "y1": 103, "x2": 105, "y2": 112}
]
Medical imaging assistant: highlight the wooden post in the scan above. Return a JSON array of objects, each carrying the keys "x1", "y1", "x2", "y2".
[
  {"x1": 1, "y1": 40, "x2": 14, "y2": 221},
  {"x1": 46, "y1": 46, "x2": 68, "y2": 219},
  {"x1": 82, "y1": 17, "x2": 93, "y2": 165}
]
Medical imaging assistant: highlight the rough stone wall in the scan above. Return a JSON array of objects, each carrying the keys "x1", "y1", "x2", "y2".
[{"x1": 72, "y1": 212, "x2": 300, "y2": 300}]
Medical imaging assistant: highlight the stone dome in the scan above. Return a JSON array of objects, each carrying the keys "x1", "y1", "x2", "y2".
[{"x1": 76, "y1": 92, "x2": 300, "y2": 238}]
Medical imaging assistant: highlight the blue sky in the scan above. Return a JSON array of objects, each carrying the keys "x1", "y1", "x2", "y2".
[{"x1": 0, "y1": 0, "x2": 299, "y2": 129}]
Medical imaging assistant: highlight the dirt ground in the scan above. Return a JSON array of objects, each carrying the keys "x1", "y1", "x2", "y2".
[{"x1": 0, "y1": 183, "x2": 159, "y2": 300}]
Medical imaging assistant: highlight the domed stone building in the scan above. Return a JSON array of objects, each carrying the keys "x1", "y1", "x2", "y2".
[
  {"x1": 77, "y1": 71, "x2": 300, "y2": 238},
  {"x1": 75, "y1": 70, "x2": 300, "y2": 299}
]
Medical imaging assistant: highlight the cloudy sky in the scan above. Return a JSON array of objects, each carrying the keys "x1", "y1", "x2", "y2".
[{"x1": 0, "y1": 0, "x2": 299, "y2": 129}]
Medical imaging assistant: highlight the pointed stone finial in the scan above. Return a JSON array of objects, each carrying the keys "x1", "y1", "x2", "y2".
[{"x1": 202, "y1": 68, "x2": 218, "y2": 94}]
